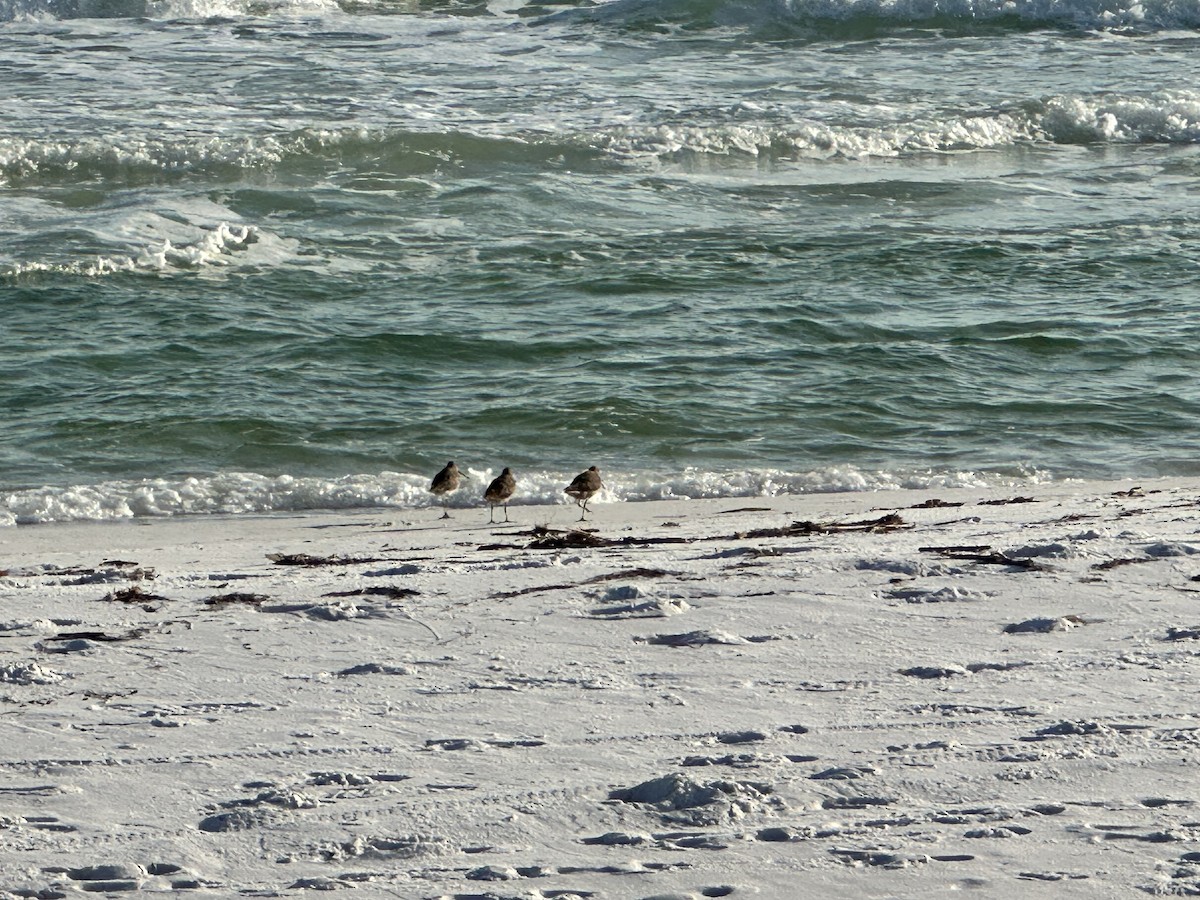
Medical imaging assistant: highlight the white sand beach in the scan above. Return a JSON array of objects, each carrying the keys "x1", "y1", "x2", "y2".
[{"x1": 2, "y1": 479, "x2": 1200, "y2": 898}]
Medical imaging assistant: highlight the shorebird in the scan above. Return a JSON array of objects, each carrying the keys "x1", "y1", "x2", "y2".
[
  {"x1": 564, "y1": 466, "x2": 603, "y2": 521},
  {"x1": 484, "y1": 467, "x2": 516, "y2": 524},
  {"x1": 429, "y1": 461, "x2": 463, "y2": 518}
]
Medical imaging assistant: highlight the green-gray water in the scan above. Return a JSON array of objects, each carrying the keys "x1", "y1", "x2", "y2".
[{"x1": 2, "y1": 0, "x2": 1199, "y2": 523}]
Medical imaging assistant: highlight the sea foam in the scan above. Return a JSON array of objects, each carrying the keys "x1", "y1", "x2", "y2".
[
  {"x1": 4, "y1": 92, "x2": 1191, "y2": 204},
  {"x1": 3, "y1": 223, "x2": 262, "y2": 279},
  {"x1": 597, "y1": 91, "x2": 1200, "y2": 161},
  {"x1": 0, "y1": 466, "x2": 1053, "y2": 525},
  {"x1": 571, "y1": 0, "x2": 1200, "y2": 33}
]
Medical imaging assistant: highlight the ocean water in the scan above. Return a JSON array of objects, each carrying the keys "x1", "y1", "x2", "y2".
[{"x1": 1, "y1": 0, "x2": 1199, "y2": 524}]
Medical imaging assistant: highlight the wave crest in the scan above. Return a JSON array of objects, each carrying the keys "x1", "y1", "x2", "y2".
[
  {"x1": 1, "y1": 0, "x2": 335, "y2": 22},
  {"x1": 2, "y1": 222, "x2": 261, "y2": 279},
  {"x1": 594, "y1": 91, "x2": 1200, "y2": 160},
  {"x1": 565, "y1": 0, "x2": 1200, "y2": 34},
  {"x1": 0, "y1": 466, "x2": 1053, "y2": 525},
  {"x1": 3, "y1": 92, "x2": 1196, "y2": 195}
]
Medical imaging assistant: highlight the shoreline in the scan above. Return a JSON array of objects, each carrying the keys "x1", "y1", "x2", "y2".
[
  {"x1": 2, "y1": 476, "x2": 1198, "y2": 897},
  {"x1": 0, "y1": 463, "x2": 1068, "y2": 527}
]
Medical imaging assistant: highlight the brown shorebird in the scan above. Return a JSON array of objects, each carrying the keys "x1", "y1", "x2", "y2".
[
  {"x1": 429, "y1": 461, "x2": 463, "y2": 518},
  {"x1": 484, "y1": 467, "x2": 516, "y2": 524},
  {"x1": 564, "y1": 466, "x2": 603, "y2": 521}
]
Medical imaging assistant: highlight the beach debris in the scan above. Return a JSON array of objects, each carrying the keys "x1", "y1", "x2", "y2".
[
  {"x1": 979, "y1": 496, "x2": 1037, "y2": 506},
  {"x1": 204, "y1": 592, "x2": 268, "y2": 607},
  {"x1": 41, "y1": 627, "x2": 149, "y2": 643},
  {"x1": 527, "y1": 526, "x2": 613, "y2": 550},
  {"x1": 636, "y1": 629, "x2": 777, "y2": 647},
  {"x1": 1054, "y1": 512, "x2": 1101, "y2": 523},
  {"x1": 582, "y1": 831, "x2": 651, "y2": 846},
  {"x1": 810, "y1": 765, "x2": 878, "y2": 780},
  {"x1": 491, "y1": 581, "x2": 579, "y2": 598},
  {"x1": 1113, "y1": 486, "x2": 1145, "y2": 497},
  {"x1": 910, "y1": 498, "x2": 965, "y2": 509},
  {"x1": 334, "y1": 662, "x2": 411, "y2": 676},
  {"x1": 1004, "y1": 616, "x2": 1085, "y2": 634},
  {"x1": 101, "y1": 585, "x2": 170, "y2": 604},
  {"x1": 323, "y1": 586, "x2": 420, "y2": 599},
  {"x1": 482, "y1": 528, "x2": 692, "y2": 552},
  {"x1": 920, "y1": 545, "x2": 1044, "y2": 570},
  {"x1": 966, "y1": 661, "x2": 1031, "y2": 673},
  {"x1": 736, "y1": 513, "x2": 908, "y2": 540},
  {"x1": 901, "y1": 665, "x2": 970, "y2": 679},
  {"x1": 69, "y1": 567, "x2": 158, "y2": 584},
  {"x1": 1004, "y1": 541, "x2": 1080, "y2": 559},
  {"x1": 1093, "y1": 556, "x2": 1154, "y2": 571},
  {"x1": 591, "y1": 567, "x2": 677, "y2": 581},
  {"x1": 267, "y1": 552, "x2": 392, "y2": 567},
  {"x1": 715, "y1": 730, "x2": 768, "y2": 744},
  {"x1": 466, "y1": 865, "x2": 521, "y2": 882},
  {"x1": 757, "y1": 827, "x2": 802, "y2": 842},
  {"x1": 362, "y1": 563, "x2": 421, "y2": 577}
]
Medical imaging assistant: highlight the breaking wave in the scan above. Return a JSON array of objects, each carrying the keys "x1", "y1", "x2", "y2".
[
  {"x1": 0, "y1": 466, "x2": 1055, "y2": 526},
  {"x1": 2, "y1": 222, "x2": 261, "y2": 279},
  {"x1": 0, "y1": 0, "x2": 335, "y2": 21},
  {"x1": 4, "y1": 0, "x2": 1198, "y2": 32},
  {"x1": 0, "y1": 128, "x2": 602, "y2": 188},
  {"x1": 2, "y1": 91, "x2": 1195, "y2": 196},
  {"x1": 598, "y1": 92, "x2": 1200, "y2": 159},
  {"x1": 562, "y1": 0, "x2": 1200, "y2": 35}
]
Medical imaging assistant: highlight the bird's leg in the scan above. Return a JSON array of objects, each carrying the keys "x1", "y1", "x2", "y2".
[{"x1": 503, "y1": 503, "x2": 509, "y2": 523}]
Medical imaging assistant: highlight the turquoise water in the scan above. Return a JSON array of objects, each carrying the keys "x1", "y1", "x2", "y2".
[{"x1": 2, "y1": 0, "x2": 1199, "y2": 523}]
